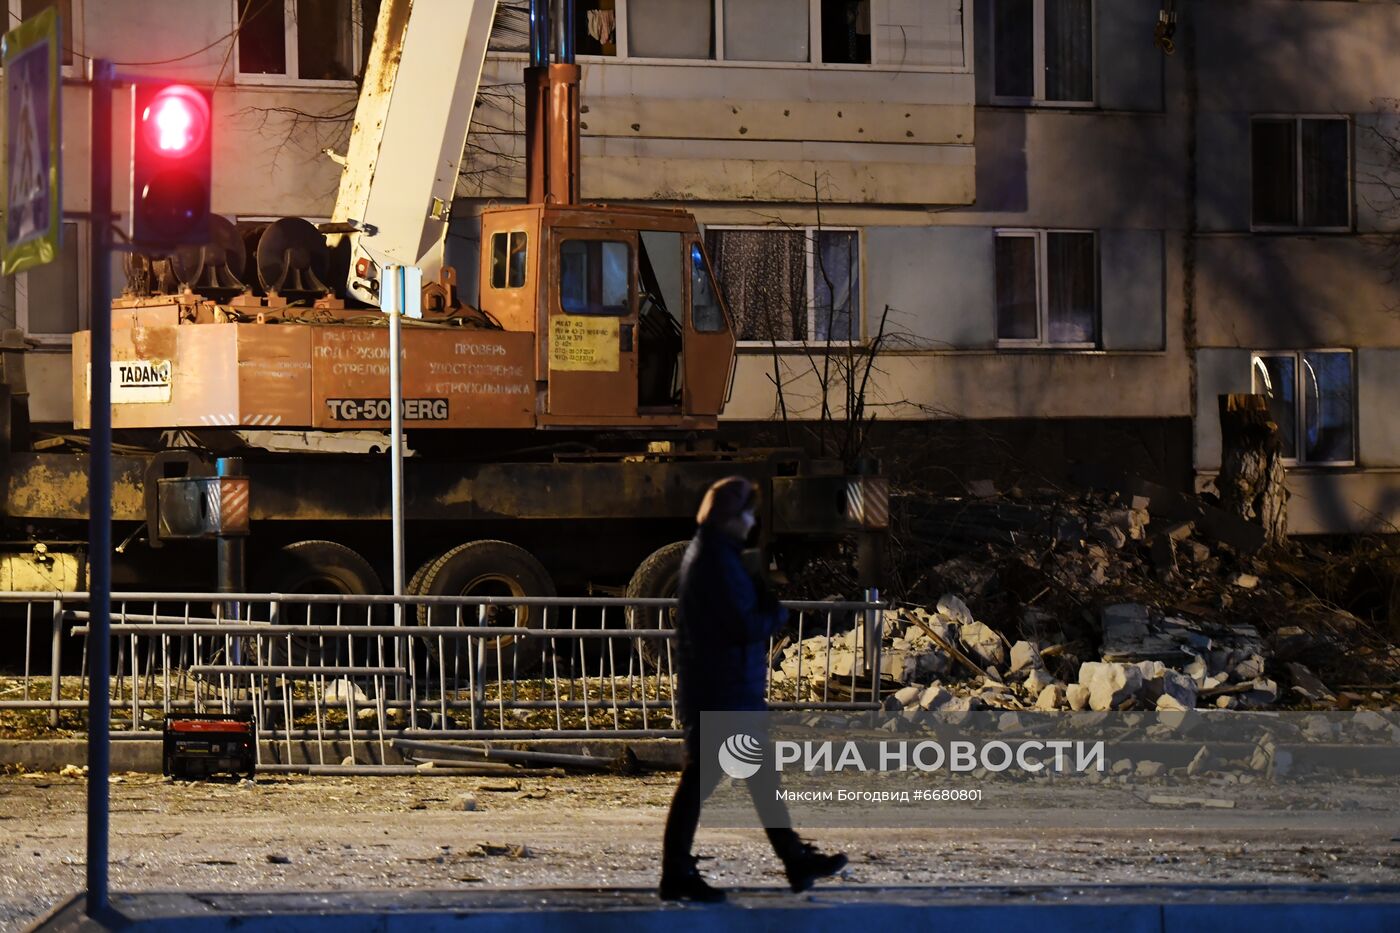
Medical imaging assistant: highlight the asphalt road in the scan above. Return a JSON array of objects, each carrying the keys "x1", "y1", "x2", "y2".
[{"x1": 2, "y1": 771, "x2": 1398, "y2": 932}]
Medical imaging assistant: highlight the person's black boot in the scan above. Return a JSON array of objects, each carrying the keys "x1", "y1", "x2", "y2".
[
  {"x1": 782, "y1": 842, "x2": 848, "y2": 893},
  {"x1": 659, "y1": 855, "x2": 726, "y2": 903}
]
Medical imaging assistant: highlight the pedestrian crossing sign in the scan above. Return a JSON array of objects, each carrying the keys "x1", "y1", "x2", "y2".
[{"x1": 2, "y1": 6, "x2": 61, "y2": 276}]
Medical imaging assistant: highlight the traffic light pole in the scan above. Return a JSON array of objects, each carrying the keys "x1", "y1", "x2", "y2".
[{"x1": 85, "y1": 57, "x2": 114, "y2": 919}]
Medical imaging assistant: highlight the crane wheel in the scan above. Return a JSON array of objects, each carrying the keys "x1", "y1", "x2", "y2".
[
  {"x1": 253, "y1": 540, "x2": 382, "y2": 667},
  {"x1": 418, "y1": 540, "x2": 555, "y2": 679},
  {"x1": 625, "y1": 541, "x2": 689, "y2": 674}
]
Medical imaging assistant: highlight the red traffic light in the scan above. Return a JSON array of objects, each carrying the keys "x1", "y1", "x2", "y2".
[
  {"x1": 138, "y1": 85, "x2": 209, "y2": 158},
  {"x1": 131, "y1": 82, "x2": 213, "y2": 247}
]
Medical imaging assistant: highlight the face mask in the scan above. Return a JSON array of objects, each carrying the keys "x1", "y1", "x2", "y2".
[{"x1": 738, "y1": 509, "x2": 756, "y2": 538}]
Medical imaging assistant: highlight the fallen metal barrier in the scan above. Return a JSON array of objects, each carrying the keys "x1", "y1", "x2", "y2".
[{"x1": 0, "y1": 591, "x2": 885, "y2": 771}]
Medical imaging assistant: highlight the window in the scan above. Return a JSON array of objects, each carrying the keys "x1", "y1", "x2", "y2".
[
  {"x1": 537, "y1": 0, "x2": 963, "y2": 68},
  {"x1": 560, "y1": 240, "x2": 630, "y2": 315},
  {"x1": 12, "y1": 1, "x2": 73, "y2": 67},
  {"x1": 490, "y1": 231, "x2": 528, "y2": 289},
  {"x1": 1251, "y1": 351, "x2": 1354, "y2": 465},
  {"x1": 17, "y1": 220, "x2": 84, "y2": 343},
  {"x1": 820, "y1": 0, "x2": 869, "y2": 64},
  {"x1": 236, "y1": 0, "x2": 376, "y2": 83},
  {"x1": 1251, "y1": 117, "x2": 1351, "y2": 229},
  {"x1": 574, "y1": 0, "x2": 618, "y2": 57},
  {"x1": 704, "y1": 227, "x2": 860, "y2": 344},
  {"x1": 629, "y1": 0, "x2": 713, "y2": 59},
  {"x1": 992, "y1": 0, "x2": 1094, "y2": 104},
  {"x1": 995, "y1": 230, "x2": 1097, "y2": 346}
]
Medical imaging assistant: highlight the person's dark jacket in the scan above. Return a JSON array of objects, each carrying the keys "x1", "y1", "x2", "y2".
[{"x1": 674, "y1": 525, "x2": 788, "y2": 721}]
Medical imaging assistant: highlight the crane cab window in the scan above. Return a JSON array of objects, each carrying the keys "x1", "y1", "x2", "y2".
[
  {"x1": 560, "y1": 240, "x2": 630, "y2": 315},
  {"x1": 690, "y1": 243, "x2": 726, "y2": 332},
  {"x1": 490, "y1": 231, "x2": 528, "y2": 289}
]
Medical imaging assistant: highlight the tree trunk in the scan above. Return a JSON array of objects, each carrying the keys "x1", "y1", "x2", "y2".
[{"x1": 1218, "y1": 393, "x2": 1288, "y2": 548}]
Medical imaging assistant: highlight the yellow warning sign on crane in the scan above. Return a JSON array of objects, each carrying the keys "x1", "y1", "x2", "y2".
[{"x1": 550, "y1": 315, "x2": 620, "y2": 372}]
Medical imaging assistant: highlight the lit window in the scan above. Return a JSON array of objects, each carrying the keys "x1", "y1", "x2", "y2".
[
  {"x1": 992, "y1": 0, "x2": 1094, "y2": 103},
  {"x1": 1251, "y1": 351, "x2": 1355, "y2": 465},
  {"x1": 995, "y1": 230, "x2": 1097, "y2": 346},
  {"x1": 1251, "y1": 117, "x2": 1350, "y2": 229},
  {"x1": 704, "y1": 227, "x2": 860, "y2": 344}
]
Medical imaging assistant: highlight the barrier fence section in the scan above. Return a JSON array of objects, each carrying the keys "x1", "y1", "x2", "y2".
[{"x1": 0, "y1": 591, "x2": 886, "y2": 769}]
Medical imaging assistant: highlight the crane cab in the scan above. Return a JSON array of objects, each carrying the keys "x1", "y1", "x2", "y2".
[{"x1": 480, "y1": 203, "x2": 736, "y2": 430}]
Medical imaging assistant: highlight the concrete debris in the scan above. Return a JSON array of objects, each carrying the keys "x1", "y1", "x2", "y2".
[
  {"x1": 1066, "y1": 683, "x2": 1091, "y2": 711},
  {"x1": 1023, "y1": 667, "x2": 1059, "y2": 696},
  {"x1": 1229, "y1": 572, "x2": 1260, "y2": 589},
  {"x1": 936, "y1": 593, "x2": 975, "y2": 628},
  {"x1": 1009, "y1": 640, "x2": 1041, "y2": 674},
  {"x1": 1285, "y1": 662, "x2": 1336, "y2": 703},
  {"x1": 1034, "y1": 684, "x2": 1066, "y2": 710},
  {"x1": 323, "y1": 678, "x2": 369, "y2": 704},
  {"x1": 1078, "y1": 661, "x2": 1145, "y2": 711},
  {"x1": 958, "y1": 620, "x2": 1007, "y2": 670}
]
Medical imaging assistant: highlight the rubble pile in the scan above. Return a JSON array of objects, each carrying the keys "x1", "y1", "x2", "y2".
[{"x1": 779, "y1": 476, "x2": 1400, "y2": 711}]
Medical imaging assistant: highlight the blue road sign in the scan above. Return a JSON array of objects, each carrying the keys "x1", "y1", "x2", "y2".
[{"x1": 2, "y1": 7, "x2": 62, "y2": 275}]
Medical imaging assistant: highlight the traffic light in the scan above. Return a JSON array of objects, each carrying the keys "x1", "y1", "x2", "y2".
[{"x1": 131, "y1": 83, "x2": 212, "y2": 247}]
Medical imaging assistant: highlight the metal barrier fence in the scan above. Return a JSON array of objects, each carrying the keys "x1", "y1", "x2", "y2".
[{"x1": 0, "y1": 592, "x2": 885, "y2": 769}]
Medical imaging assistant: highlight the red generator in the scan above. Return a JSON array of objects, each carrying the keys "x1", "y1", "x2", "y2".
[{"x1": 162, "y1": 713, "x2": 255, "y2": 780}]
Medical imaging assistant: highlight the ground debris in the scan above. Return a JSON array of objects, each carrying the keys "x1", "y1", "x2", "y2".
[{"x1": 782, "y1": 475, "x2": 1400, "y2": 712}]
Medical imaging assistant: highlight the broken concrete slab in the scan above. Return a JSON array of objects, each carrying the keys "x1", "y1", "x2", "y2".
[
  {"x1": 958, "y1": 620, "x2": 1007, "y2": 670},
  {"x1": 1078, "y1": 661, "x2": 1145, "y2": 711}
]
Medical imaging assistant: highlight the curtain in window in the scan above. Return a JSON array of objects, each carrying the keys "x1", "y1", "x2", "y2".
[
  {"x1": 1045, "y1": 0, "x2": 1092, "y2": 102},
  {"x1": 706, "y1": 230, "x2": 806, "y2": 341},
  {"x1": 1301, "y1": 119, "x2": 1350, "y2": 228},
  {"x1": 993, "y1": 0, "x2": 1034, "y2": 97},
  {"x1": 1046, "y1": 232, "x2": 1096, "y2": 343},
  {"x1": 814, "y1": 231, "x2": 858, "y2": 341},
  {"x1": 725, "y1": 0, "x2": 809, "y2": 62},
  {"x1": 629, "y1": 0, "x2": 714, "y2": 59}
]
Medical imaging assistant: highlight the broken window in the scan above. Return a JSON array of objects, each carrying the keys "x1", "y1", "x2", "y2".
[
  {"x1": 995, "y1": 229, "x2": 1098, "y2": 346},
  {"x1": 705, "y1": 227, "x2": 861, "y2": 344},
  {"x1": 574, "y1": 0, "x2": 618, "y2": 56},
  {"x1": 17, "y1": 0, "x2": 74, "y2": 67},
  {"x1": 993, "y1": 0, "x2": 1094, "y2": 103},
  {"x1": 17, "y1": 220, "x2": 84, "y2": 341},
  {"x1": 236, "y1": 0, "x2": 368, "y2": 81},
  {"x1": 1251, "y1": 350, "x2": 1354, "y2": 464},
  {"x1": 629, "y1": 0, "x2": 714, "y2": 60},
  {"x1": 1251, "y1": 117, "x2": 1350, "y2": 229},
  {"x1": 726, "y1": 0, "x2": 809, "y2": 63},
  {"x1": 490, "y1": 231, "x2": 528, "y2": 290},
  {"x1": 560, "y1": 240, "x2": 630, "y2": 315},
  {"x1": 820, "y1": 0, "x2": 871, "y2": 64}
]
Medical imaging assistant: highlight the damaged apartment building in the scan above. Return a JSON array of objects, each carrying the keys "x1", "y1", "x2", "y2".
[{"x1": 4, "y1": 0, "x2": 1399, "y2": 534}]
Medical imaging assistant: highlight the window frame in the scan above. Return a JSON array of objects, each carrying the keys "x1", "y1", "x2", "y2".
[
  {"x1": 989, "y1": 0, "x2": 1097, "y2": 108},
  {"x1": 492, "y1": 0, "x2": 972, "y2": 74},
  {"x1": 703, "y1": 223, "x2": 863, "y2": 348},
  {"x1": 994, "y1": 227, "x2": 1099, "y2": 349},
  {"x1": 1249, "y1": 349, "x2": 1357, "y2": 468},
  {"x1": 16, "y1": 219, "x2": 87, "y2": 347},
  {"x1": 233, "y1": 0, "x2": 370, "y2": 88},
  {"x1": 1249, "y1": 114, "x2": 1354, "y2": 234}
]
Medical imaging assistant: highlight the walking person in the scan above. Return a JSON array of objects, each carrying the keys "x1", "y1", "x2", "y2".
[{"x1": 660, "y1": 476, "x2": 847, "y2": 903}]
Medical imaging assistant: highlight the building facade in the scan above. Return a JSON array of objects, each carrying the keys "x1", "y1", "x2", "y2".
[{"x1": 3, "y1": 0, "x2": 1397, "y2": 533}]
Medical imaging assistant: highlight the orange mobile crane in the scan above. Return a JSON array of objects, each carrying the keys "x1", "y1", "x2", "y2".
[{"x1": 1, "y1": 0, "x2": 885, "y2": 629}]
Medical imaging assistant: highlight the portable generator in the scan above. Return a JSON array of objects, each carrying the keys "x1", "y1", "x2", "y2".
[{"x1": 162, "y1": 713, "x2": 255, "y2": 779}]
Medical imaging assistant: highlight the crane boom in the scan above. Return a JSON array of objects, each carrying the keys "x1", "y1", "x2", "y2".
[{"x1": 331, "y1": 0, "x2": 501, "y2": 306}]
